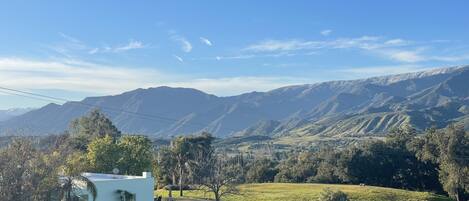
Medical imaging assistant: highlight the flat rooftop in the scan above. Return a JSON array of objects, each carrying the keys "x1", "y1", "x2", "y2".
[{"x1": 82, "y1": 172, "x2": 148, "y2": 181}]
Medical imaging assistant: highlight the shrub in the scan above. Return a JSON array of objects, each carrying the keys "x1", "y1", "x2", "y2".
[{"x1": 318, "y1": 188, "x2": 349, "y2": 201}]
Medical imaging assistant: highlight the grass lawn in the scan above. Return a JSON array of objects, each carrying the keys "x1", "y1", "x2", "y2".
[{"x1": 155, "y1": 183, "x2": 452, "y2": 201}]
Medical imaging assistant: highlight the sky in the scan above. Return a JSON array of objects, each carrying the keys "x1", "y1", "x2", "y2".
[{"x1": 1, "y1": 0, "x2": 469, "y2": 109}]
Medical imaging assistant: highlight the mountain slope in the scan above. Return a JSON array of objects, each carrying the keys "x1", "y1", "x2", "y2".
[
  {"x1": 1, "y1": 65, "x2": 468, "y2": 138},
  {"x1": 0, "y1": 108, "x2": 35, "y2": 122}
]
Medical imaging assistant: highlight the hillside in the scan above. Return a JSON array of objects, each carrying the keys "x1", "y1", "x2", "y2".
[
  {"x1": 155, "y1": 183, "x2": 452, "y2": 201},
  {"x1": 1, "y1": 65, "x2": 469, "y2": 138},
  {"x1": 0, "y1": 108, "x2": 34, "y2": 122}
]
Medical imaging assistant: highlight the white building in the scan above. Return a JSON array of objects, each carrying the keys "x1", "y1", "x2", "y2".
[{"x1": 76, "y1": 172, "x2": 154, "y2": 201}]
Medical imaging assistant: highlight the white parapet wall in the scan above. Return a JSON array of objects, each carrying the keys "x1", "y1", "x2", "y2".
[{"x1": 81, "y1": 172, "x2": 154, "y2": 201}]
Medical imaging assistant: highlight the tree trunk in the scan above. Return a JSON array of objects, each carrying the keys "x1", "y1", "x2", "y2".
[
  {"x1": 172, "y1": 172, "x2": 176, "y2": 185},
  {"x1": 214, "y1": 186, "x2": 221, "y2": 201},
  {"x1": 179, "y1": 165, "x2": 184, "y2": 197}
]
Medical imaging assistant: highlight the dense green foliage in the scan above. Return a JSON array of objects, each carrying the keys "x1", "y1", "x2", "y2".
[
  {"x1": 241, "y1": 127, "x2": 444, "y2": 195},
  {"x1": 0, "y1": 139, "x2": 61, "y2": 201},
  {"x1": 68, "y1": 109, "x2": 121, "y2": 150},
  {"x1": 246, "y1": 158, "x2": 278, "y2": 183},
  {"x1": 0, "y1": 110, "x2": 153, "y2": 201},
  {"x1": 412, "y1": 126, "x2": 469, "y2": 201},
  {"x1": 154, "y1": 133, "x2": 240, "y2": 200},
  {"x1": 85, "y1": 135, "x2": 153, "y2": 175}
]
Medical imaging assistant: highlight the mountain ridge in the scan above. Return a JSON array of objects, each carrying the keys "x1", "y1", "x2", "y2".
[
  {"x1": 0, "y1": 108, "x2": 35, "y2": 122},
  {"x1": 1, "y1": 65, "x2": 468, "y2": 138}
]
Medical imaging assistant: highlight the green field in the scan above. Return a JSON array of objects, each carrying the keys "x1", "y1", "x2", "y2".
[{"x1": 155, "y1": 183, "x2": 452, "y2": 201}]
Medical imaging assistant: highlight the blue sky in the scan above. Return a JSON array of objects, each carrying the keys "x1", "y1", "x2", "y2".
[{"x1": 1, "y1": 0, "x2": 469, "y2": 109}]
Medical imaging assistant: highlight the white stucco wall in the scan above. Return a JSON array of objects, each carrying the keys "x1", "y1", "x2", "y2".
[{"x1": 81, "y1": 172, "x2": 154, "y2": 201}]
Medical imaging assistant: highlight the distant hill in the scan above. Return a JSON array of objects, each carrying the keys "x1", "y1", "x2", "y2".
[
  {"x1": 1, "y1": 65, "x2": 468, "y2": 138},
  {"x1": 0, "y1": 108, "x2": 34, "y2": 122}
]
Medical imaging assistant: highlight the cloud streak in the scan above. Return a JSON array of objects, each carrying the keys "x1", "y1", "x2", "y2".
[
  {"x1": 244, "y1": 36, "x2": 384, "y2": 52},
  {"x1": 54, "y1": 33, "x2": 147, "y2": 56},
  {"x1": 320, "y1": 29, "x2": 332, "y2": 36},
  {"x1": 244, "y1": 36, "x2": 469, "y2": 63},
  {"x1": 0, "y1": 57, "x2": 161, "y2": 94},
  {"x1": 0, "y1": 57, "x2": 317, "y2": 97},
  {"x1": 173, "y1": 55, "x2": 184, "y2": 62},
  {"x1": 89, "y1": 40, "x2": 146, "y2": 54},
  {"x1": 114, "y1": 40, "x2": 145, "y2": 52},
  {"x1": 171, "y1": 35, "x2": 192, "y2": 52},
  {"x1": 200, "y1": 37, "x2": 212, "y2": 46}
]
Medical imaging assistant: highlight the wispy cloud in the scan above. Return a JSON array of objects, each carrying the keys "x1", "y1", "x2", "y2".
[
  {"x1": 55, "y1": 33, "x2": 146, "y2": 56},
  {"x1": 171, "y1": 35, "x2": 192, "y2": 53},
  {"x1": 173, "y1": 55, "x2": 184, "y2": 62},
  {"x1": 244, "y1": 36, "x2": 383, "y2": 52},
  {"x1": 0, "y1": 57, "x2": 162, "y2": 94},
  {"x1": 430, "y1": 54, "x2": 469, "y2": 62},
  {"x1": 88, "y1": 48, "x2": 99, "y2": 54},
  {"x1": 0, "y1": 57, "x2": 319, "y2": 97},
  {"x1": 114, "y1": 40, "x2": 145, "y2": 52},
  {"x1": 320, "y1": 29, "x2": 332, "y2": 36},
  {"x1": 58, "y1": 32, "x2": 83, "y2": 46},
  {"x1": 382, "y1": 49, "x2": 425, "y2": 63},
  {"x1": 48, "y1": 32, "x2": 88, "y2": 58},
  {"x1": 89, "y1": 40, "x2": 146, "y2": 54},
  {"x1": 200, "y1": 37, "x2": 212, "y2": 46},
  {"x1": 244, "y1": 36, "x2": 469, "y2": 63},
  {"x1": 384, "y1": 39, "x2": 407, "y2": 45},
  {"x1": 198, "y1": 52, "x2": 298, "y2": 61}
]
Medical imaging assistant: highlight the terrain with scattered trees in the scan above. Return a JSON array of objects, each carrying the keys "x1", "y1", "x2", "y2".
[{"x1": 0, "y1": 110, "x2": 468, "y2": 201}]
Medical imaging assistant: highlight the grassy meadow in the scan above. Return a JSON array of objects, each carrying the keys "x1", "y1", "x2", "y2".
[{"x1": 155, "y1": 183, "x2": 452, "y2": 201}]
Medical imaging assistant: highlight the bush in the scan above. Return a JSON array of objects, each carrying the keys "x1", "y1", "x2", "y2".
[{"x1": 318, "y1": 188, "x2": 349, "y2": 201}]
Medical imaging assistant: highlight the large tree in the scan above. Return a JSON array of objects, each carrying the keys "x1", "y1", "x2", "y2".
[
  {"x1": 413, "y1": 126, "x2": 469, "y2": 201},
  {"x1": 246, "y1": 158, "x2": 278, "y2": 183},
  {"x1": 69, "y1": 109, "x2": 121, "y2": 150},
  {"x1": 199, "y1": 154, "x2": 240, "y2": 201},
  {"x1": 153, "y1": 146, "x2": 178, "y2": 188},
  {"x1": 118, "y1": 135, "x2": 153, "y2": 175},
  {"x1": 86, "y1": 135, "x2": 121, "y2": 173},
  {"x1": 0, "y1": 139, "x2": 61, "y2": 201},
  {"x1": 165, "y1": 133, "x2": 215, "y2": 196},
  {"x1": 85, "y1": 135, "x2": 153, "y2": 176},
  {"x1": 340, "y1": 127, "x2": 441, "y2": 191}
]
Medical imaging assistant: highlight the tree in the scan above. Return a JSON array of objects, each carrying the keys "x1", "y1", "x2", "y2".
[
  {"x1": 153, "y1": 147, "x2": 178, "y2": 188},
  {"x1": 171, "y1": 136, "x2": 191, "y2": 196},
  {"x1": 69, "y1": 109, "x2": 121, "y2": 150},
  {"x1": 117, "y1": 135, "x2": 153, "y2": 175},
  {"x1": 275, "y1": 151, "x2": 318, "y2": 183},
  {"x1": 170, "y1": 133, "x2": 215, "y2": 196},
  {"x1": 246, "y1": 158, "x2": 278, "y2": 183},
  {"x1": 199, "y1": 154, "x2": 240, "y2": 201},
  {"x1": 0, "y1": 139, "x2": 61, "y2": 201},
  {"x1": 30, "y1": 150, "x2": 63, "y2": 201},
  {"x1": 86, "y1": 135, "x2": 121, "y2": 173},
  {"x1": 59, "y1": 144, "x2": 100, "y2": 201},
  {"x1": 413, "y1": 126, "x2": 469, "y2": 201}
]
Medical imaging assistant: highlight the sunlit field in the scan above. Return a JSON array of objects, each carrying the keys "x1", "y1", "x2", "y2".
[{"x1": 155, "y1": 183, "x2": 452, "y2": 201}]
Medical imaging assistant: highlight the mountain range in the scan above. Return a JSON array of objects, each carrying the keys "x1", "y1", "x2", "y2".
[
  {"x1": 1, "y1": 65, "x2": 469, "y2": 138},
  {"x1": 0, "y1": 108, "x2": 34, "y2": 122}
]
